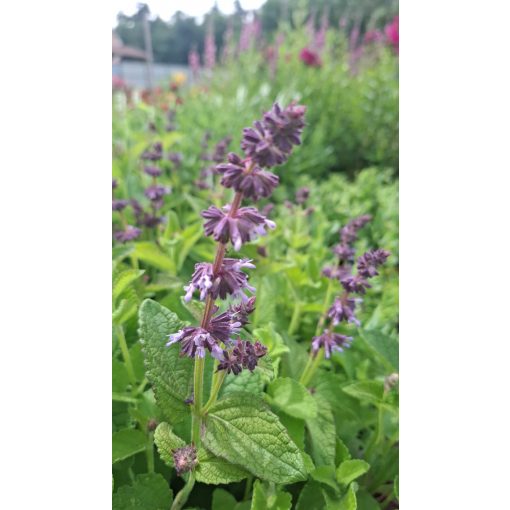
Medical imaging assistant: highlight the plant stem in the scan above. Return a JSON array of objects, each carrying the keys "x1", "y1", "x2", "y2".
[
  {"x1": 364, "y1": 404, "x2": 385, "y2": 461},
  {"x1": 202, "y1": 368, "x2": 226, "y2": 414},
  {"x1": 192, "y1": 355, "x2": 205, "y2": 446},
  {"x1": 243, "y1": 475, "x2": 254, "y2": 500},
  {"x1": 315, "y1": 278, "x2": 335, "y2": 337},
  {"x1": 288, "y1": 301, "x2": 302, "y2": 335},
  {"x1": 300, "y1": 348, "x2": 325, "y2": 387},
  {"x1": 171, "y1": 473, "x2": 196, "y2": 510},
  {"x1": 146, "y1": 431, "x2": 154, "y2": 473},
  {"x1": 115, "y1": 324, "x2": 137, "y2": 387}
]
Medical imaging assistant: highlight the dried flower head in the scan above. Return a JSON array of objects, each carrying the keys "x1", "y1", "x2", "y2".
[{"x1": 172, "y1": 444, "x2": 198, "y2": 475}]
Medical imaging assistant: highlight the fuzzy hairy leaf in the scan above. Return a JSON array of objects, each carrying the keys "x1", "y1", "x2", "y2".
[
  {"x1": 196, "y1": 447, "x2": 250, "y2": 484},
  {"x1": 203, "y1": 393, "x2": 307, "y2": 484},
  {"x1": 222, "y1": 368, "x2": 265, "y2": 397},
  {"x1": 251, "y1": 480, "x2": 292, "y2": 510},
  {"x1": 113, "y1": 269, "x2": 144, "y2": 302},
  {"x1": 139, "y1": 299, "x2": 193, "y2": 424},
  {"x1": 267, "y1": 377, "x2": 318, "y2": 420},
  {"x1": 112, "y1": 429, "x2": 147, "y2": 464},
  {"x1": 306, "y1": 396, "x2": 336, "y2": 467},
  {"x1": 336, "y1": 459, "x2": 370, "y2": 486},
  {"x1": 112, "y1": 473, "x2": 173, "y2": 510}
]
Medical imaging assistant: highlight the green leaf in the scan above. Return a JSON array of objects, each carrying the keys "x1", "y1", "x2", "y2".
[
  {"x1": 253, "y1": 324, "x2": 290, "y2": 359},
  {"x1": 212, "y1": 489, "x2": 238, "y2": 510},
  {"x1": 336, "y1": 438, "x2": 352, "y2": 464},
  {"x1": 112, "y1": 359, "x2": 129, "y2": 393},
  {"x1": 154, "y1": 422, "x2": 185, "y2": 468},
  {"x1": 275, "y1": 412, "x2": 305, "y2": 450},
  {"x1": 251, "y1": 480, "x2": 292, "y2": 510},
  {"x1": 359, "y1": 330, "x2": 398, "y2": 370},
  {"x1": 336, "y1": 459, "x2": 370, "y2": 486},
  {"x1": 112, "y1": 473, "x2": 173, "y2": 510},
  {"x1": 112, "y1": 429, "x2": 147, "y2": 464},
  {"x1": 196, "y1": 447, "x2": 250, "y2": 484},
  {"x1": 394, "y1": 475, "x2": 399, "y2": 500},
  {"x1": 133, "y1": 242, "x2": 176, "y2": 273},
  {"x1": 342, "y1": 381, "x2": 384, "y2": 404},
  {"x1": 139, "y1": 299, "x2": 193, "y2": 424},
  {"x1": 306, "y1": 397, "x2": 336, "y2": 466},
  {"x1": 267, "y1": 377, "x2": 318, "y2": 420},
  {"x1": 113, "y1": 269, "x2": 144, "y2": 301},
  {"x1": 327, "y1": 483, "x2": 357, "y2": 510},
  {"x1": 356, "y1": 490, "x2": 381, "y2": 510},
  {"x1": 311, "y1": 465, "x2": 338, "y2": 490},
  {"x1": 203, "y1": 393, "x2": 307, "y2": 483},
  {"x1": 112, "y1": 288, "x2": 139, "y2": 325},
  {"x1": 296, "y1": 481, "x2": 326, "y2": 510},
  {"x1": 112, "y1": 244, "x2": 134, "y2": 262},
  {"x1": 222, "y1": 368, "x2": 265, "y2": 397}
]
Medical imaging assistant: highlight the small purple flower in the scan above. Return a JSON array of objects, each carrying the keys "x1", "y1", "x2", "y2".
[
  {"x1": 168, "y1": 152, "x2": 183, "y2": 167},
  {"x1": 241, "y1": 102, "x2": 306, "y2": 168},
  {"x1": 112, "y1": 179, "x2": 118, "y2": 190},
  {"x1": 327, "y1": 296, "x2": 361, "y2": 326},
  {"x1": 167, "y1": 309, "x2": 240, "y2": 359},
  {"x1": 184, "y1": 258, "x2": 255, "y2": 302},
  {"x1": 322, "y1": 265, "x2": 351, "y2": 281},
  {"x1": 113, "y1": 225, "x2": 141, "y2": 243},
  {"x1": 212, "y1": 136, "x2": 232, "y2": 163},
  {"x1": 144, "y1": 185, "x2": 170, "y2": 201},
  {"x1": 312, "y1": 330, "x2": 353, "y2": 358},
  {"x1": 333, "y1": 244, "x2": 356, "y2": 264},
  {"x1": 216, "y1": 153, "x2": 279, "y2": 201},
  {"x1": 295, "y1": 187, "x2": 310, "y2": 204},
  {"x1": 228, "y1": 296, "x2": 256, "y2": 326},
  {"x1": 340, "y1": 215, "x2": 372, "y2": 244},
  {"x1": 143, "y1": 213, "x2": 163, "y2": 228},
  {"x1": 144, "y1": 165, "x2": 162, "y2": 178},
  {"x1": 217, "y1": 350, "x2": 243, "y2": 375},
  {"x1": 201, "y1": 205, "x2": 276, "y2": 250},
  {"x1": 357, "y1": 249, "x2": 390, "y2": 278},
  {"x1": 218, "y1": 339, "x2": 267, "y2": 374},
  {"x1": 112, "y1": 199, "x2": 129, "y2": 211},
  {"x1": 341, "y1": 275, "x2": 371, "y2": 295},
  {"x1": 172, "y1": 444, "x2": 197, "y2": 475},
  {"x1": 141, "y1": 142, "x2": 163, "y2": 161}
]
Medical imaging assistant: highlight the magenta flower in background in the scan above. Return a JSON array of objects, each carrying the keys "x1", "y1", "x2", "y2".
[
  {"x1": 364, "y1": 30, "x2": 384, "y2": 44},
  {"x1": 204, "y1": 22, "x2": 216, "y2": 69},
  {"x1": 385, "y1": 15, "x2": 399, "y2": 54},
  {"x1": 299, "y1": 47, "x2": 322, "y2": 67},
  {"x1": 188, "y1": 47, "x2": 200, "y2": 79}
]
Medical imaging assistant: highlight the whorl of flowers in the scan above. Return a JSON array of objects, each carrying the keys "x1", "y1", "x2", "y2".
[
  {"x1": 112, "y1": 180, "x2": 141, "y2": 244},
  {"x1": 204, "y1": 22, "x2": 216, "y2": 70},
  {"x1": 168, "y1": 102, "x2": 306, "y2": 375},
  {"x1": 188, "y1": 47, "x2": 200, "y2": 80},
  {"x1": 172, "y1": 445, "x2": 198, "y2": 475},
  {"x1": 312, "y1": 215, "x2": 390, "y2": 358}
]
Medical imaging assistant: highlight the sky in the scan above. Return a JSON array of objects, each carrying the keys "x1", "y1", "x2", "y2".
[{"x1": 112, "y1": 0, "x2": 266, "y2": 26}]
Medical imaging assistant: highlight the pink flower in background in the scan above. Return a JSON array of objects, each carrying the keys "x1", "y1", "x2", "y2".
[
  {"x1": 204, "y1": 23, "x2": 216, "y2": 69},
  {"x1": 315, "y1": 8, "x2": 329, "y2": 51},
  {"x1": 222, "y1": 20, "x2": 234, "y2": 62},
  {"x1": 238, "y1": 15, "x2": 261, "y2": 53},
  {"x1": 364, "y1": 30, "x2": 384, "y2": 44},
  {"x1": 385, "y1": 15, "x2": 399, "y2": 53},
  {"x1": 299, "y1": 48, "x2": 322, "y2": 68},
  {"x1": 188, "y1": 47, "x2": 200, "y2": 79},
  {"x1": 112, "y1": 75, "x2": 126, "y2": 90}
]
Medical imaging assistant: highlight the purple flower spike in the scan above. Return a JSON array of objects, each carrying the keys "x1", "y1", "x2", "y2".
[
  {"x1": 357, "y1": 249, "x2": 390, "y2": 278},
  {"x1": 333, "y1": 244, "x2": 355, "y2": 264},
  {"x1": 327, "y1": 296, "x2": 361, "y2": 326},
  {"x1": 113, "y1": 225, "x2": 141, "y2": 243},
  {"x1": 144, "y1": 165, "x2": 162, "y2": 177},
  {"x1": 340, "y1": 215, "x2": 372, "y2": 244},
  {"x1": 216, "y1": 153, "x2": 279, "y2": 201},
  {"x1": 201, "y1": 205, "x2": 275, "y2": 250},
  {"x1": 184, "y1": 258, "x2": 255, "y2": 302},
  {"x1": 228, "y1": 296, "x2": 256, "y2": 326},
  {"x1": 145, "y1": 185, "x2": 170, "y2": 201},
  {"x1": 341, "y1": 275, "x2": 371, "y2": 295},
  {"x1": 166, "y1": 326, "x2": 223, "y2": 360},
  {"x1": 311, "y1": 330, "x2": 353, "y2": 358},
  {"x1": 217, "y1": 339, "x2": 267, "y2": 374},
  {"x1": 112, "y1": 199, "x2": 129, "y2": 211}
]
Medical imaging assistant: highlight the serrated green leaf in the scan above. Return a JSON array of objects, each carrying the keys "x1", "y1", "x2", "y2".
[
  {"x1": 196, "y1": 447, "x2": 250, "y2": 484},
  {"x1": 203, "y1": 393, "x2": 307, "y2": 483},
  {"x1": 133, "y1": 242, "x2": 176, "y2": 273},
  {"x1": 336, "y1": 459, "x2": 370, "y2": 486},
  {"x1": 251, "y1": 480, "x2": 292, "y2": 510},
  {"x1": 112, "y1": 473, "x2": 173, "y2": 510},
  {"x1": 113, "y1": 269, "x2": 144, "y2": 301},
  {"x1": 222, "y1": 368, "x2": 265, "y2": 397},
  {"x1": 342, "y1": 381, "x2": 384, "y2": 404},
  {"x1": 112, "y1": 429, "x2": 147, "y2": 463},
  {"x1": 306, "y1": 396, "x2": 336, "y2": 466},
  {"x1": 296, "y1": 481, "x2": 326, "y2": 510},
  {"x1": 139, "y1": 299, "x2": 193, "y2": 424},
  {"x1": 154, "y1": 422, "x2": 186, "y2": 468},
  {"x1": 267, "y1": 377, "x2": 318, "y2": 420}
]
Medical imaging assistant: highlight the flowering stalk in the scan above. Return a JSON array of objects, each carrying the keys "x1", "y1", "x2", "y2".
[
  {"x1": 300, "y1": 215, "x2": 390, "y2": 386},
  {"x1": 167, "y1": 102, "x2": 306, "y2": 507}
]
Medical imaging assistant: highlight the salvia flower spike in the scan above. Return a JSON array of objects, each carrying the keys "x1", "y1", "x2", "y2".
[{"x1": 167, "y1": 102, "x2": 306, "y2": 379}]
